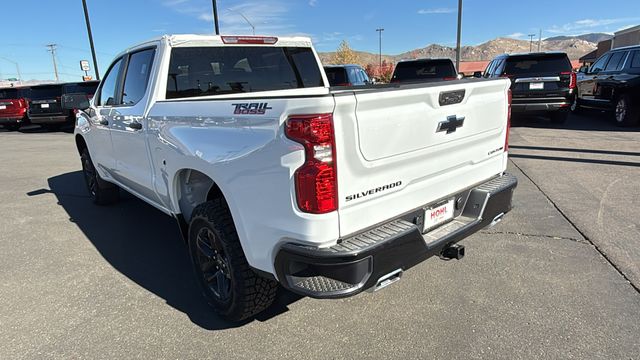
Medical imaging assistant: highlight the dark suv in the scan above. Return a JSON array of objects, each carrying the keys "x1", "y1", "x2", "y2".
[
  {"x1": 484, "y1": 52, "x2": 575, "y2": 123},
  {"x1": 28, "y1": 81, "x2": 99, "y2": 130},
  {"x1": 391, "y1": 58, "x2": 458, "y2": 83},
  {"x1": 0, "y1": 87, "x2": 31, "y2": 131},
  {"x1": 324, "y1": 65, "x2": 370, "y2": 86},
  {"x1": 573, "y1": 45, "x2": 640, "y2": 126}
]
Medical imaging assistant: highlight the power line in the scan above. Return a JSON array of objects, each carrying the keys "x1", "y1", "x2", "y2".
[{"x1": 46, "y1": 44, "x2": 59, "y2": 82}]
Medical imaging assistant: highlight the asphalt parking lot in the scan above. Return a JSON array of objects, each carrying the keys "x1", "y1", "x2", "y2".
[{"x1": 1, "y1": 112, "x2": 639, "y2": 359}]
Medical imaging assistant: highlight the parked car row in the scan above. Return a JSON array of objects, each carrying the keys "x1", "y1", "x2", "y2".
[{"x1": 0, "y1": 81, "x2": 99, "y2": 131}]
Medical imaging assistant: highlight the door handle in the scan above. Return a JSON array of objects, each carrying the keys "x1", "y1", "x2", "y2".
[
  {"x1": 99, "y1": 119, "x2": 109, "y2": 126},
  {"x1": 128, "y1": 121, "x2": 143, "y2": 130}
]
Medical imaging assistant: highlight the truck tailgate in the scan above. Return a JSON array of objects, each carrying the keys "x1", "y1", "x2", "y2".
[{"x1": 333, "y1": 79, "x2": 511, "y2": 236}]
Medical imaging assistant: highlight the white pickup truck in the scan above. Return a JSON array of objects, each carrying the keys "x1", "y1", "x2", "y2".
[{"x1": 69, "y1": 34, "x2": 517, "y2": 321}]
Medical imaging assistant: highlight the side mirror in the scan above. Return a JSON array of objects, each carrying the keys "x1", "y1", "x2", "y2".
[
  {"x1": 62, "y1": 94, "x2": 90, "y2": 111},
  {"x1": 473, "y1": 71, "x2": 483, "y2": 78}
]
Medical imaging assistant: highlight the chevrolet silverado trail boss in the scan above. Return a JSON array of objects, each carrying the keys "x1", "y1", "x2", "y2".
[{"x1": 68, "y1": 34, "x2": 517, "y2": 321}]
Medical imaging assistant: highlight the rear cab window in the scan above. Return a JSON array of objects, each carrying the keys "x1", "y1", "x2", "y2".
[
  {"x1": 504, "y1": 54, "x2": 572, "y2": 75},
  {"x1": 391, "y1": 59, "x2": 457, "y2": 82},
  {"x1": 30, "y1": 85, "x2": 63, "y2": 100},
  {"x1": 0, "y1": 89, "x2": 19, "y2": 100},
  {"x1": 166, "y1": 46, "x2": 324, "y2": 99},
  {"x1": 324, "y1": 67, "x2": 348, "y2": 86}
]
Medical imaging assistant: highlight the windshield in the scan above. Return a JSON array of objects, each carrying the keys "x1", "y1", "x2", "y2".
[
  {"x1": 324, "y1": 67, "x2": 348, "y2": 86},
  {"x1": 166, "y1": 46, "x2": 324, "y2": 99},
  {"x1": 392, "y1": 60, "x2": 457, "y2": 82},
  {"x1": 63, "y1": 82, "x2": 99, "y2": 95},
  {"x1": 30, "y1": 85, "x2": 63, "y2": 100},
  {"x1": 0, "y1": 89, "x2": 18, "y2": 99},
  {"x1": 504, "y1": 54, "x2": 572, "y2": 75}
]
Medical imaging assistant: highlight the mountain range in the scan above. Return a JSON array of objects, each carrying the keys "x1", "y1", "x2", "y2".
[{"x1": 319, "y1": 32, "x2": 611, "y2": 65}]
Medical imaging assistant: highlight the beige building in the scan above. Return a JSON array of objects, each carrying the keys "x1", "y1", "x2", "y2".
[{"x1": 612, "y1": 25, "x2": 640, "y2": 49}]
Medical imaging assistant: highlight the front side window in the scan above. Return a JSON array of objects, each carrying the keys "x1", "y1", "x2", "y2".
[
  {"x1": 166, "y1": 46, "x2": 323, "y2": 99},
  {"x1": 122, "y1": 49, "x2": 156, "y2": 105},
  {"x1": 98, "y1": 58, "x2": 124, "y2": 106},
  {"x1": 590, "y1": 54, "x2": 611, "y2": 74}
]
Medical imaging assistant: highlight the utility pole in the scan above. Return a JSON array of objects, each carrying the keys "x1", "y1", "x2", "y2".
[
  {"x1": 212, "y1": 0, "x2": 220, "y2": 35},
  {"x1": 538, "y1": 29, "x2": 542, "y2": 52},
  {"x1": 82, "y1": 0, "x2": 100, "y2": 80},
  {"x1": 376, "y1": 28, "x2": 384, "y2": 71},
  {"x1": 46, "y1": 44, "x2": 59, "y2": 82},
  {"x1": 455, "y1": 0, "x2": 463, "y2": 71},
  {"x1": 528, "y1": 34, "x2": 536, "y2": 52}
]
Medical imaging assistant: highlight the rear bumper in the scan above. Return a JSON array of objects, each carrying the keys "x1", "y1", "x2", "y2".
[
  {"x1": 28, "y1": 115, "x2": 71, "y2": 124},
  {"x1": 511, "y1": 96, "x2": 572, "y2": 114},
  {"x1": 0, "y1": 116, "x2": 26, "y2": 125},
  {"x1": 274, "y1": 173, "x2": 517, "y2": 298}
]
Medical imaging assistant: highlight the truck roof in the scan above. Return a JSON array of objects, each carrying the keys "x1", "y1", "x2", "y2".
[{"x1": 121, "y1": 34, "x2": 314, "y2": 53}]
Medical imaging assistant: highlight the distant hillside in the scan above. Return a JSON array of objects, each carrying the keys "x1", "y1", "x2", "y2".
[
  {"x1": 545, "y1": 33, "x2": 612, "y2": 43},
  {"x1": 320, "y1": 33, "x2": 600, "y2": 65}
]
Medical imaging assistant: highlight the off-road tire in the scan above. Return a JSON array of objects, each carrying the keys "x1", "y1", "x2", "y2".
[
  {"x1": 80, "y1": 147, "x2": 119, "y2": 205},
  {"x1": 188, "y1": 199, "x2": 278, "y2": 322}
]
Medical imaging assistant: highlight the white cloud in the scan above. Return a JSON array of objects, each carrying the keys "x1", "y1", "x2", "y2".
[
  {"x1": 506, "y1": 32, "x2": 526, "y2": 39},
  {"x1": 308, "y1": 0, "x2": 317, "y2": 6},
  {"x1": 417, "y1": 8, "x2": 455, "y2": 14},
  {"x1": 546, "y1": 17, "x2": 640, "y2": 34},
  {"x1": 163, "y1": 0, "x2": 297, "y2": 35}
]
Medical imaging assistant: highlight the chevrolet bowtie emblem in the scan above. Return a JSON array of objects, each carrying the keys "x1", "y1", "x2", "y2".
[{"x1": 437, "y1": 115, "x2": 465, "y2": 134}]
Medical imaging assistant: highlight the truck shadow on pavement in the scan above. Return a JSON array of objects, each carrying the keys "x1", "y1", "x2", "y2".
[{"x1": 37, "y1": 171, "x2": 302, "y2": 330}]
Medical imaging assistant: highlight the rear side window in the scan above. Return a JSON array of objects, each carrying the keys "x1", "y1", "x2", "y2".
[
  {"x1": 632, "y1": 51, "x2": 640, "y2": 68},
  {"x1": 166, "y1": 46, "x2": 323, "y2": 99},
  {"x1": 392, "y1": 60, "x2": 456, "y2": 82},
  {"x1": 504, "y1": 55, "x2": 571, "y2": 75},
  {"x1": 122, "y1": 48, "x2": 155, "y2": 105},
  {"x1": 30, "y1": 85, "x2": 63, "y2": 100},
  {"x1": 324, "y1": 67, "x2": 348, "y2": 86},
  {"x1": 604, "y1": 51, "x2": 628, "y2": 72}
]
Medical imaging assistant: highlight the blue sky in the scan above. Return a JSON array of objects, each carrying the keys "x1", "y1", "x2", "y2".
[{"x1": 1, "y1": 0, "x2": 639, "y2": 82}]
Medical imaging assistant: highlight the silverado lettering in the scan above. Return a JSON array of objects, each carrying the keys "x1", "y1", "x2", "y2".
[{"x1": 345, "y1": 181, "x2": 402, "y2": 202}]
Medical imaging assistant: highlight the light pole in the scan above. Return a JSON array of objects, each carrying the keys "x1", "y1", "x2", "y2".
[
  {"x1": 528, "y1": 34, "x2": 536, "y2": 52},
  {"x1": 227, "y1": 8, "x2": 255, "y2": 35},
  {"x1": 455, "y1": 0, "x2": 462, "y2": 71},
  {"x1": 212, "y1": 0, "x2": 220, "y2": 35},
  {"x1": 82, "y1": 0, "x2": 100, "y2": 80},
  {"x1": 376, "y1": 28, "x2": 384, "y2": 70},
  {"x1": 0, "y1": 57, "x2": 22, "y2": 81}
]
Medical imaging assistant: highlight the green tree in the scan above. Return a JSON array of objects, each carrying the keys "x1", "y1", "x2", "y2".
[{"x1": 331, "y1": 40, "x2": 362, "y2": 65}]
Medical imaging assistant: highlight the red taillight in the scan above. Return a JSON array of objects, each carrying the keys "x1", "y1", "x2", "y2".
[
  {"x1": 505, "y1": 89, "x2": 512, "y2": 152},
  {"x1": 221, "y1": 36, "x2": 278, "y2": 45},
  {"x1": 336, "y1": 83, "x2": 352, "y2": 87},
  {"x1": 561, "y1": 71, "x2": 577, "y2": 89},
  {"x1": 285, "y1": 113, "x2": 337, "y2": 214},
  {"x1": 443, "y1": 76, "x2": 457, "y2": 81}
]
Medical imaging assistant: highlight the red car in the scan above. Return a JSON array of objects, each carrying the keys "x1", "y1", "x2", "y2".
[{"x1": 0, "y1": 87, "x2": 30, "y2": 131}]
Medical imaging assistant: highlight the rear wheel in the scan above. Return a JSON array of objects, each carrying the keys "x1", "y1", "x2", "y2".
[
  {"x1": 188, "y1": 199, "x2": 278, "y2": 322},
  {"x1": 80, "y1": 147, "x2": 119, "y2": 205},
  {"x1": 550, "y1": 111, "x2": 568, "y2": 124},
  {"x1": 614, "y1": 94, "x2": 639, "y2": 127}
]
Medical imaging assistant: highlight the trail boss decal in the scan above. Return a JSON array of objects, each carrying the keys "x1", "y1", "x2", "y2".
[
  {"x1": 345, "y1": 181, "x2": 402, "y2": 202},
  {"x1": 232, "y1": 102, "x2": 272, "y2": 115}
]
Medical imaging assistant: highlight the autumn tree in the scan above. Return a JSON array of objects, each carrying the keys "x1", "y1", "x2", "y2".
[{"x1": 331, "y1": 40, "x2": 362, "y2": 65}]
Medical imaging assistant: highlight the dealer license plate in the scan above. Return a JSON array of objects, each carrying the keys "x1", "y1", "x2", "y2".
[
  {"x1": 423, "y1": 199, "x2": 455, "y2": 232},
  {"x1": 529, "y1": 82, "x2": 544, "y2": 90},
  {"x1": 41, "y1": 103, "x2": 50, "y2": 109}
]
